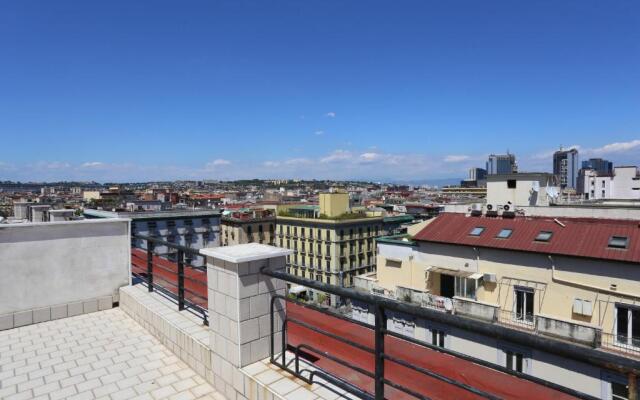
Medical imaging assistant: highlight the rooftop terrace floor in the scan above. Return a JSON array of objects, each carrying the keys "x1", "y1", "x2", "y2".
[{"x1": 0, "y1": 308, "x2": 223, "y2": 400}]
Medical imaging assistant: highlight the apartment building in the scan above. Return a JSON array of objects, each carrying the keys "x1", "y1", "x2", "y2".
[
  {"x1": 84, "y1": 208, "x2": 221, "y2": 267},
  {"x1": 355, "y1": 211, "x2": 640, "y2": 399},
  {"x1": 578, "y1": 166, "x2": 640, "y2": 200},
  {"x1": 220, "y1": 208, "x2": 276, "y2": 246},
  {"x1": 276, "y1": 192, "x2": 383, "y2": 295}
]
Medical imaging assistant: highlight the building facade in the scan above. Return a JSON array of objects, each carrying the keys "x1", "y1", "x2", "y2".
[
  {"x1": 84, "y1": 208, "x2": 221, "y2": 267},
  {"x1": 553, "y1": 148, "x2": 580, "y2": 189},
  {"x1": 355, "y1": 212, "x2": 640, "y2": 399},
  {"x1": 486, "y1": 153, "x2": 517, "y2": 175},
  {"x1": 221, "y1": 208, "x2": 276, "y2": 246},
  {"x1": 583, "y1": 158, "x2": 614, "y2": 175},
  {"x1": 276, "y1": 193, "x2": 383, "y2": 298},
  {"x1": 578, "y1": 166, "x2": 640, "y2": 200}
]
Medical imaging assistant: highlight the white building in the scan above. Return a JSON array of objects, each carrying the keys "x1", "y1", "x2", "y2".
[
  {"x1": 579, "y1": 166, "x2": 640, "y2": 200},
  {"x1": 486, "y1": 173, "x2": 560, "y2": 209}
]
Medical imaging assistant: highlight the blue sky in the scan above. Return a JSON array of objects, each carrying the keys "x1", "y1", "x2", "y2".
[{"x1": 1, "y1": 0, "x2": 639, "y2": 182}]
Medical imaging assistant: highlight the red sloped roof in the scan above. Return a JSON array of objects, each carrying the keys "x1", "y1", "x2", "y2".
[{"x1": 413, "y1": 213, "x2": 640, "y2": 263}]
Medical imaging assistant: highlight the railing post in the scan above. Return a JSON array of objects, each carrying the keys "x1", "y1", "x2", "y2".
[
  {"x1": 147, "y1": 241, "x2": 154, "y2": 292},
  {"x1": 629, "y1": 372, "x2": 637, "y2": 400},
  {"x1": 177, "y1": 249, "x2": 185, "y2": 311},
  {"x1": 374, "y1": 304, "x2": 386, "y2": 400}
]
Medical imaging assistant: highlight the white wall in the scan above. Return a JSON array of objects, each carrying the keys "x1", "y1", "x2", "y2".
[{"x1": 0, "y1": 219, "x2": 130, "y2": 315}]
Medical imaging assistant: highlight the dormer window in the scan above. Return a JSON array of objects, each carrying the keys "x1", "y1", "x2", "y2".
[
  {"x1": 535, "y1": 231, "x2": 553, "y2": 242},
  {"x1": 469, "y1": 227, "x2": 485, "y2": 236},
  {"x1": 496, "y1": 229, "x2": 513, "y2": 239},
  {"x1": 608, "y1": 236, "x2": 629, "y2": 249}
]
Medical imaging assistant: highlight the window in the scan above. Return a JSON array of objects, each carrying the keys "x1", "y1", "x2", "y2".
[
  {"x1": 432, "y1": 329, "x2": 446, "y2": 348},
  {"x1": 496, "y1": 228, "x2": 513, "y2": 239},
  {"x1": 506, "y1": 350, "x2": 524, "y2": 372},
  {"x1": 616, "y1": 304, "x2": 640, "y2": 348},
  {"x1": 499, "y1": 345, "x2": 531, "y2": 374},
  {"x1": 514, "y1": 286, "x2": 534, "y2": 323},
  {"x1": 609, "y1": 236, "x2": 629, "y2": 249},
  {"x1": 469, "y1": 227, "x2": 485, "y2": 236},
  {"x1": 455, "y1": 276, "x2": 477, "y2": 299},
  {"x1": 611, "y1": 382, "x2": 631, "y2": 400},
  {"x1": 534, "y1": 231, "x2": 553, "y2": 242},
  {"x1": 507, "y1": 179, "x2": 517, "y2": 189}
]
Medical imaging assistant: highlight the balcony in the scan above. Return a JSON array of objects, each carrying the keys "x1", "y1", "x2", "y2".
[{"x1": 7, "y1": 219, "x2": 638, "y2": 400}]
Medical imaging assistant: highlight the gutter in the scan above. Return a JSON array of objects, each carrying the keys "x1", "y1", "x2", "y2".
[{"x1": 548, "y1": 255, "x2": 639, "y2": 300}]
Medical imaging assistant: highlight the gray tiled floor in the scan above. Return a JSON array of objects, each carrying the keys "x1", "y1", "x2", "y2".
[{"x1": 0, "y1": 308, "x2": 225, "y2": 400}]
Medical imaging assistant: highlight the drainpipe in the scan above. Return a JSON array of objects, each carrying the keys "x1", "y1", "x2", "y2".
[
  {"x1": 548, "y1": 255, "x2": 639, "y2": 299},
  {"x1": 629, "y1": 372, "x2": 638, "y2": 400}
]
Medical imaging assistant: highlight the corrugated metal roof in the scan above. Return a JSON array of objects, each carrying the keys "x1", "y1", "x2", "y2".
[{"x1": 413, "y1": 213, "x2": 640, "y2": 263}]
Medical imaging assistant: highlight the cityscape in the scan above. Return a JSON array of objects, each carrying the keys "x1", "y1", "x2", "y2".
[{"x1": 2, "y1": 2, "x2": 640, "y2": 400}]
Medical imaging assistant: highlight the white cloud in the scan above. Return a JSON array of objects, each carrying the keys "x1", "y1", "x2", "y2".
[
  {"x1": 325, "y1": 112, "x2": 336, "y2": 118},
  {"x1": 320, "y1": 150, "x2": 353, "y2": 163},
  {"x1": 314, "y1": 130, "x2": 324, "y2": 136},
  {"x1": 444, "y1": 155, "x2": 470, "y2": 163},
  {"x1": 585, "y1": 140, "x2": 640, "y2": 155},
  {"x1": 284, "y1": 158, "x2": 312, "y2": 165},
  {"x1": 81, "y1": 161, "x2": 105, "y2": 168},
  {"x1": 263, "y1": 161, "x2": 280, "y2": 167},
  {"x1": 530, "y1": 145, "x2": 581, "y2": 160},
  {"x1": 359, "y1": 152, "x2": 380, "y2": 163},
  {"x1": 204, "y1": 159, "x2": 232, "y2": 170}
]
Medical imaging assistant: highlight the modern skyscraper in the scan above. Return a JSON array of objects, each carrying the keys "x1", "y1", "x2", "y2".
[
  {"x1": 553, "y1": 148, "x2": 579, "y2": 189},
  {"x1": 486, "y1": 153, "x2": 517, "y2": 175},
  {"x1": 469, "y1": 167, "x2": 487, "y2": 181},
  {"x1": 582, "y1": 158, "x2": 613, "y2": 175}
]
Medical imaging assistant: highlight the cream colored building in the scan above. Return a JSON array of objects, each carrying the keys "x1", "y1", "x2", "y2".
[
  {"x1": 276, "y1": 193, "x2": 383, "y2": 294},
  {"x1": 221, "y1": 209, "x2": 276, "y2": 246},
  {"x1": 356, "y1": 211, "x2": 640, "y2": 399}
]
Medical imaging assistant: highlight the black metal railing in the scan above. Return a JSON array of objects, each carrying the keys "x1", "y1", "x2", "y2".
[
  {"x1": 261, "y1": 267, "x2": 622, "y2": 400},
  {"x1": 131, "y1": 234, "x2": 209, "y2": 325}
]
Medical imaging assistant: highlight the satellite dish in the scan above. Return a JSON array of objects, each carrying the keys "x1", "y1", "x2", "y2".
[{"x1": 546, "y1": 186, "x2": 559, "y2": 199}]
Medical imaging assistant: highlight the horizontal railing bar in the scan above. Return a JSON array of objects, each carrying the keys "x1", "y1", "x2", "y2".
[
  {"x1": 287, "y1": 316, "x2": 374, "y2": 354},
  {"x1": 295, "y1": 343, "x2": 375, "y2": 379},
  {"x1": 262, "y1": 266, "x2": 640, "y2": 376},
  {"x1": 134, "y1": 234, "x2": 202, "y2": 255},
  {"x1": 382, "y1": 353, "x2": 500, "y2": 400},
  {"x1": 381, "y1": 378, "x2": 431, "y2": 400}
]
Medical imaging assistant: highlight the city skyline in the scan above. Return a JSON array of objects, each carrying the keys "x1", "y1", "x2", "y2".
[{"x1": 1, "y1": 1, "x2": 639, "y2": 182}]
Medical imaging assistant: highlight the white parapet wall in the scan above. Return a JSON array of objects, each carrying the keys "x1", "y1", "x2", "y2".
[{"x1": 0, "y1": 218, "x2": 131, "y2": 329}]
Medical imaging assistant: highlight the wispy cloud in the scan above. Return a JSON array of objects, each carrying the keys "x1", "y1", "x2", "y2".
[
  {"x1": 208, "y1": 159, "x2": 231, "y2": 166},
  {"x1": 443, "y1": 155, "x2": 471, "y2": 163},
  {"x1": 320, "y1": 150, "x2": 353, "y2": 163},
  {"x1": 81, "y1": 161, "x2": 106, "y2": 168},
  {"x1": 314, "y1": 130, "x2": 324, "y2": 136},
  {"x1": 584, "y1": 140, "x2": 640, "y2": 155},
  {"x1": 325, "y1": 112, "x2": 336, "y2": 118}
]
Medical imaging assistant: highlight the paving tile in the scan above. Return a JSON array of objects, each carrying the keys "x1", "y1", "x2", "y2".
[{"x1": 0, "y1": 308, "x2": 223, "y2": 400}]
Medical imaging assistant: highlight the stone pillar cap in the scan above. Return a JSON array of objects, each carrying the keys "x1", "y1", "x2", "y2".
[{"x1": 200, "y1": 243, "x2": 292, "y2": 263}]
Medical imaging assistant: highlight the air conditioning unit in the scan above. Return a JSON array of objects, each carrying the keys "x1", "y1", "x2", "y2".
[
  {"x1": 483, "y1": 273, "x2": 497, "y2": 283},
  {"x1": 485, "y1": 204, "x2": 498, "y2": 217},
  {"x1": 470, "y1": 203, "x2": 483, "y2": 216}
]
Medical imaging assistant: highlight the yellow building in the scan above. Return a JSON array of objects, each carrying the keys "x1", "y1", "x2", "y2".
[
  {"x1": 276, "y1": 193, "x2": 383, "y2": 292},
  {"x1": 220, "y1": 209, "x2": 276, "y2": 246},
  {"x1": 366, "y1": 212, "x2": 640, "y2": 357}
]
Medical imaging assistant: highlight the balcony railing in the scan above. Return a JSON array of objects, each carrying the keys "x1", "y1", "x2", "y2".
[
  {"x1": 261, "y1": 267, "x2": 600, "y2": 400},
  {"x1": 497, "y1": 309, "x2": 536, "y2": 331},
  {"x1": 131, "y1": 234, "x2": 208, "y2": 325},
  {"x1": 601, "y1": 332, "x2": 640, "y2": 358}
]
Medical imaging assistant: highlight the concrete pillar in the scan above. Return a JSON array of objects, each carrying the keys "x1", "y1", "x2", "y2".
[{"x1": 201, "y1": 243, "x2": 291, "y2": 369}]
